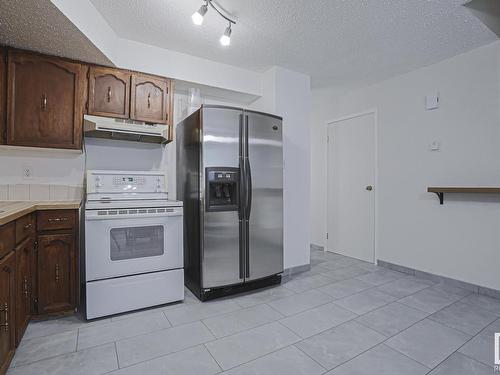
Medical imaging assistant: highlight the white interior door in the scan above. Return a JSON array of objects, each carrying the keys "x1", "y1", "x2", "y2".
[{"x1": 327, "y1": 112, "x2": 375, "y2": 263}]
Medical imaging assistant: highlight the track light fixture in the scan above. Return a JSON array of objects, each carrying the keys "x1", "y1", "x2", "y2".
[
  {"x1": 191, "y1": 0, "x2": 236, "y2": 46},
  {"x1": 220, "y1": 23, "x2": 232, "y2": 46},
  {"x1": 191, "y1": 3, "x2": 208, "y2": 25}
]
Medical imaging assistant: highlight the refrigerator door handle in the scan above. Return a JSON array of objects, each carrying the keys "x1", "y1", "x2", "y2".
[
  {"x1": 244, "y1": 114, "x2": 251, "y2": 278},
  {"x1": 245, "y1": 219, "x2": 250, "y2": 278},
  {"x1": 239, "y1": 220, "x2": 245, "y2": 279},
  {"x1": 239, "y1": 114, "x2": 246, "y2": 221},
  {"x1": 246, "y1": 159, "x2": 252, "y2": 220},
  {"x1": 239, "y1": 158, "x2": 246, "y2": 220},
  {"x1": 244, "y1": 114, "x2": 252, "y2": 220}
]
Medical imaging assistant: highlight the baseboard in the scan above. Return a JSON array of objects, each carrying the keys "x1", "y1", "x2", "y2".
[
  {"x1": 282, "y1": 263, "x2": 311, "y2": 282},
  {"x1": 377, "y1": 259, "x2": 500, "y2": 299},
  {"x1": 310, "y1": 243, "x2": 325, "y2": 252}
]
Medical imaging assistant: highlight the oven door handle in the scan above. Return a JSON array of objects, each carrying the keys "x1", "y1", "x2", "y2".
[{"x1": 85, "y1": 212, "x2": 183, "y2": 220}]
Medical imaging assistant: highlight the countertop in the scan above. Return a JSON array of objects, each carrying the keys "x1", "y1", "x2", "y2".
[{"x1": 0, "y1": 200, "x2": 81, "y2": 226}]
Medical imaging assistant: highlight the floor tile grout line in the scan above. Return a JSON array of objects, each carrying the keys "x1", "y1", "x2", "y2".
[
  {"x1": 199, "y1": 319, "x2": 218, "y2": 340},
  {"x1": 9, "y1": 341, "x2": 112, "y2": 370},
  {"x1": 456, "y1": 350, "x2": 493, "y2": 368},
  {"x1": 426, "y1": 311, "x2": 499, "y2": 337},
  {"x1": 75, "y1": 327, "x2": 80, "y2": 352},
  {"x1": 113, "y1": 341, "x2": 120, "y2": 369},
  {"x1": 205, "y1": 338, "x2": 307, "y2": 372},
  {"x1": 292, "y1": 342, "x2": 330, "y2": 372},
  {"x1": 77, "y1": 321, "x2": 176, "y2": 352},
  {"x1": 202, "y1": 342, "x2": 225, "y2": 373},
  {"x1": 201, "y1": 320, "x2": 306, "y2": 372},
  {"x1": 107, "y1": 338, "x2": 218, "y2": 371},
  {"x1": 162, "y1": 310, "x2": 173, "y2": 327},
  {"x1": 17, "y1": 326, "x2": 81, "y2": 344}
]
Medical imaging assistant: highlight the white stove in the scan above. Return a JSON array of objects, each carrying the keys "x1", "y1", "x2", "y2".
[{"x1": 84, "y1": 170, "x2": 184, "y2": 319}]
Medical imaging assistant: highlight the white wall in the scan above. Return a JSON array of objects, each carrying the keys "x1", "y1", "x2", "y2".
[
  {"x1": 250, "y1": 67, "x2": 312, "y2": 270},
  {"x1": 0, "y1": 147, "x2": 84, "y2": 186},
  {"x1": 51, "y1": 0, "x2": 262, "y2": 97},
  {"x1": 311, "y1": 40, "x2": 500, "y2": 290},
  {"x1": 5, "y1": 0, "x2": 314, "y2": 272}
]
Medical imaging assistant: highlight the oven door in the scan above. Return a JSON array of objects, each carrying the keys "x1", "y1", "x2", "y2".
[{"x1": 85, "y1": 208, "x2": 183, "y2": 281}]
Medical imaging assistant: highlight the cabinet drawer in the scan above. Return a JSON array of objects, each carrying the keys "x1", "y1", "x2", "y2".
[
  {"x1": 37, "y1": 210, "x2": 76, "y2": 231},
  {"x1": 15, "y1": 214, "x2": 34, "y2": 244},
  {"x1": 0, "y1": 222, "x2": 15, "y2": 259}
]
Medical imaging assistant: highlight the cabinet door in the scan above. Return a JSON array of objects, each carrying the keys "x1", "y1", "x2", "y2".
[
  {"x1": 37, "y1": 234, "x2": 76, "y2": 314},
  {"x1": 0, "y1": 48, "x2": 5, "y2": 144},
  {"x1": 88, "y1": 67, "x2": 130, "y2": 119},
  {"x1": 130, "y1": 74, "x2": 169, "y2": 124},
  {"x1": 0, "y1": 252, "x2": 15, "y2": 374},
  {"x1": 7, "y1": 51, "x2": 84, "y2": 149},
  {"x1": 15, "y1": 238, "x2": 31, "y2": 346}
]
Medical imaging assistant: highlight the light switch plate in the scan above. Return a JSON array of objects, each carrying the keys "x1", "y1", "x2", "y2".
[{"x1": 426, "y1": 93, "x2": 440, "y2": 110}]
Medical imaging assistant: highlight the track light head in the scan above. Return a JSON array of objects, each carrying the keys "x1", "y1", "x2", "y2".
[
  {"x1": 192, "y1": 3, "x2": 208, "y2": 25},
  {"x1": 220, "y1": 24, "x2": 232, "y2": 46}
]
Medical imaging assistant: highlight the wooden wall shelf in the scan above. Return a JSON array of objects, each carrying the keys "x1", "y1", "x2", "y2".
[{"x1": 427, "y1": 187, "x2": 500, "y2": 205}]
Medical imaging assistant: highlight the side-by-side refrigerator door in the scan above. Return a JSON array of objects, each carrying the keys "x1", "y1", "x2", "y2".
[
  {"x1": 202, "y1": 107, "x2": 244, "y2": 289},
  {"x1": 244, "y1": 111, "x2": 283, "y2": 281}
]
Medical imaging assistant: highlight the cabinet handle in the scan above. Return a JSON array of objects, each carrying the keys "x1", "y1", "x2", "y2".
[
  {"x1": 55, "y1": 264, "x2": 60, "y2": 282},
  {"x1": 24, "y1": 223, "x2": 32, "y2": 230},
  {"x1": 107, "y1": 86, "x2": 112, "y2": 102},
  {"x1": 147, "y1": 93, "x2": 151, "y2": 109},
  {"x1": 41, "y1": 93, "x2": 47, "y2": 111},
  {"x1": 23, "y1": 276, "x2": 29, "y2": 298},
  {"x1": 48, "y1": 217, "x2": 69, "y2": 223},
  {"x1": 0, "y1": 303, "x2": 8, "y2": 333}
]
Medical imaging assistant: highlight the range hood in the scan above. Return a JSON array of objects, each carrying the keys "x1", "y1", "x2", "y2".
[{"x1": 83, "y1": 115, "x2": 168, "y2": 144}]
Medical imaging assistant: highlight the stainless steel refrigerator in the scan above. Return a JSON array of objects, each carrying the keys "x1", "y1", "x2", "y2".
[{"x1": 177, "y1": 105, "x2": 283, "y2": 301}]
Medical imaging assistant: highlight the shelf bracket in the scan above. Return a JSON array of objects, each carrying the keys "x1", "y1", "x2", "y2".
[{"x1": 433, "y1": 192, "x2": 444, "y2": 205}]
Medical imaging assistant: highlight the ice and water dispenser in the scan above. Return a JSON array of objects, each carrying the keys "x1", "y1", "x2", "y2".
[{"x1": 205, "y1": 167, "x2": 239, "y2": 212}]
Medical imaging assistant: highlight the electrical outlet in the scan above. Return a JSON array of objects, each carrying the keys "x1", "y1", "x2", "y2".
[
  {"x1": 429, "y1": 141, "x2": 441, "y2": 152},
  {"x1": 23, "y1": 167, "x2": 33, "y2": 179}
]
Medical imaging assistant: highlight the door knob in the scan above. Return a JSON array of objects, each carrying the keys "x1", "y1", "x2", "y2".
[{"x1": 366, "y1": 185, "x2": 373, "y2": 191}]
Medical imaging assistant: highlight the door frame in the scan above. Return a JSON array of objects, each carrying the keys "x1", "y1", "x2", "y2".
[{"x1": 325, "y1": 109, "x2": 378, "y2": 264}]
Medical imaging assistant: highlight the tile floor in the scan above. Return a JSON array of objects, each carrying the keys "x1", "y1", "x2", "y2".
[{"x1": 7, "y1": 249, "x2": 499, "y2": 374}]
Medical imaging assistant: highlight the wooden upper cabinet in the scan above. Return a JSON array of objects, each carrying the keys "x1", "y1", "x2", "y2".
[
  {"x1": 6, "y1": 51, "x2": 84, "y2": 149},
  {"x1": 88, "y1": 66, "x2": 131, "y2": 119},
  {"x1": 130, "y1": 73, "x2": 169, "y2": 124}
]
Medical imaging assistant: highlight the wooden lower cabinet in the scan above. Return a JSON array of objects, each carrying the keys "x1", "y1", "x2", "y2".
[
  {"x1": 15, "y1": 238, "x2": 31, "y2": 347},
  {"x1": 0, "y1": 252, "x2": 15, "y2": 375},
  {"x1": 37, "y1": 233, "x2": 76, "y2": 314},
  {"x1": 0, "y1": 209, "x2": 78, "y2": 371}
]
